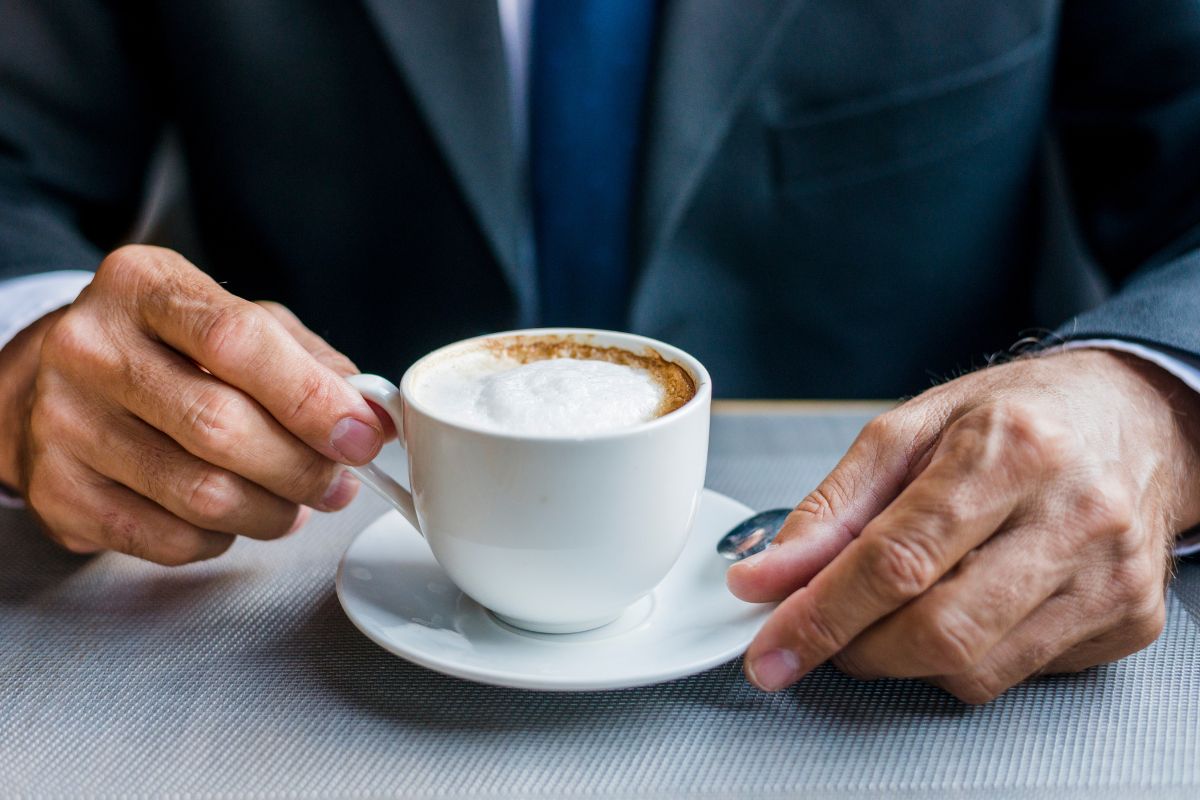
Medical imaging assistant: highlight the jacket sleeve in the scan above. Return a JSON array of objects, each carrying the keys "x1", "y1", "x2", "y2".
[
  {"x1": 0, "y1": 0, "x2": 163, "y2": 280},
  {"x1": 1051, "y1": 0, "x2": 1200, "y2": 358}
]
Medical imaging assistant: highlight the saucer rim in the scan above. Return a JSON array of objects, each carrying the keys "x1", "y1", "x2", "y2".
[{"x1": 335, "y1": 488, "x2": 771, "y2": 691}]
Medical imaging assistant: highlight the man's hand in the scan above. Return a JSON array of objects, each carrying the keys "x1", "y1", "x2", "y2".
[
  {"x1": 727, "y1": 349, "x2": 1200, "y2": 703},
  {"x1": 0, "y1": 246, "x2": 385, "y2": 565}
]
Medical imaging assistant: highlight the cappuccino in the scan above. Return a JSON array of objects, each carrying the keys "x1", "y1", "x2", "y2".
[
  {"x1": 346, "y1": 328, "x2": 711, "y2": 632},
  {"x1": 414, "y1": 336, "x2": 696, "y2": 436}
]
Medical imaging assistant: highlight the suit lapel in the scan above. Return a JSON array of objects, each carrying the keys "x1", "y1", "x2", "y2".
[
  {"x1": 359, "y1": 0, "x2": 524, "y2": 294},
  {"x1": 636, "y1": 0, "x2": 805, "y2": 270},
  {"x1": 359, "y1": 1, "x2": 804, "y2": 305}
]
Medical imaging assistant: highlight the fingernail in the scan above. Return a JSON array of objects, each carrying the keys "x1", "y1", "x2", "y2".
[
  {"x1": 320, "y1": 470, "x2": 360, "y2": 511},
  {"x1": 747, "y1": 649, "x2": 801, "y2": 692},
  {"x1": 738, "y1": 542, "x2": 780, "y2": 569},
  {"x1": 288, "y1": 506, "x2": 313, "y2": 534},
  {"x1": 331, "y1": 417, "x2": 380, "y2": 463}
]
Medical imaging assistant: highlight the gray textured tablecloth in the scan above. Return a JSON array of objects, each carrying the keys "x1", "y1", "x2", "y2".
[{"x1": 2, "y1": 410, "x2": 1199, "y2": 799}]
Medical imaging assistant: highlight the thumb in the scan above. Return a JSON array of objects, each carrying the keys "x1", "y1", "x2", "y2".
[{"x1": 726, "y1": 407, "x2": 937, "y2": 603}]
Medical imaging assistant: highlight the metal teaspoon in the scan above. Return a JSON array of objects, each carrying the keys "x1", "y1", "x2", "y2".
[{"x1": 716, "y1": 508, "x2": 792, "y2": 561}]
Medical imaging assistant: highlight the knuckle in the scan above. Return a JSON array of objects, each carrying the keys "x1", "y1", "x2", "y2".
[
  {"x1": 96, "y1": 245, "x2": 149, "y2": 283},
  {"x1": 183, "y1": 385, "x2": 247, "y2": 459},
  {"x1": 24, "y1": 456, "x2": 68, "y2": 513},
  {"x1": 183, "y1": 469, "x2": 243, "y2": 525},
  {"x1": 279, "y1": 456, "x2": 336, "y2": 505},
  {"x1": 965, "y1": 399, "x2": 1068, "y2": 474},
  {"x1": 36, "y1": 515, "x2": 97, "y2": 555},
  {"x1": 925, "y1": 490, "x2": 972, "y2": 530},
  {"x1": 794, "y1": 469, "x2": 858, "y2": 533},
  {"x1": 1102, "y1": 521, "x2": 1146, "y2": 568},
  {"x1": 1071, "y1": 477, "x2": 1136, "y2": 542},
  {"x1": 865, "y1": 533, "x2": 938, "y2": 601},
  {"x1": 41, "y1": 312, "x2": 103, "y2": 369},
  {"x1": 24, "y1": 474, "x2": 51, "y2": 513},
  {"x1": 787, "y1": 603, "x2": 848, "y2": 657},
  {"x1": 856, "y1": 410, "x2": 911, "y2": 456},
  {"x1": 795, "y1": 485, "x2": 839, "y2": 523},
  {"x1": 27, "y1": 398, "x2": 69, "y2": 445},
  {"x1": 944, "y1": 495, "x2": 976, "y2": 529},
  {"x1": 132, "y1": 442, "x2": 173, "y2": 499},
  {"x1": 280, "y1": 370, "x2": 335, "y2": 429},
  {"x1": 24, "y1": 469, "x2": 54, "y2": 513},
  {"x1": 996, "y1": 401, "x2": 1069, "y2": 473},
  {"x1": 860, "y1": 412, "x2": 897, "y2": 445},
  {"x1": 1108, "y1": 546, "x2": 1162, "y2": 602},
  {"x1": 919, "y1": 606, "x2": 987, "y2": 674},
  {"x1": 198, "y1": 303, "x2": 266, "y2": 367},
  {"x1": 988, "y1": 397, "x2": 1042, "y2": 438},
  {"x1": 96, "y1": 245, "x2": 176, "y2": 297},
  {"x1": 96, "y1": 508, "x2": 148, "y2": 560},
  {"x1": 255, "y1": 300, "x2": 286, "y2": 316}
]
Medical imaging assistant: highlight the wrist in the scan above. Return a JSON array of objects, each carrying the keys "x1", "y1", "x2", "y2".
[
  {"x1": 0, "y1": 307, "x2": 64, "y2": 491},
  {"x1": 1077, "y1": 348, "x2": 1200, "y2": 531}
]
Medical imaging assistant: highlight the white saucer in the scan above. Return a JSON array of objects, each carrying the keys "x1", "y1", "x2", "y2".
[{"x1": 335, "y1": 489, "x2": 776, "y2": 691}]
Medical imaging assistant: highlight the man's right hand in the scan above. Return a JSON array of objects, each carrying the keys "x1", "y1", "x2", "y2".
[{"x1": 0, "y1": 245, "x2": 385, "y2": 565}]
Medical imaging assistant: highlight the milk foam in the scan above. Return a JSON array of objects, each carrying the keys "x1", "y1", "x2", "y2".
[{"x1": 416, "y1": 351, "x2": 665, "y2": 435}]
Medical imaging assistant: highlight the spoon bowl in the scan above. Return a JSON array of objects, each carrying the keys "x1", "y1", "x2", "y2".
[{"x1": 716, "y1": 508, "x2": 792, "y2": 560}]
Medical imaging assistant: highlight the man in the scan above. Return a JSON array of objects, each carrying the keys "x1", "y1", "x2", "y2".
[{"x1": 1, "y1": 1, "x2": 1198, "y2": 703}]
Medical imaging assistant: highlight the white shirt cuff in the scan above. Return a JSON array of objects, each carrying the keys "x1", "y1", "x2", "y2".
[
  {"x1": 1062, "y1": 338, "x2": 1200, "y2": 394},
  {"x1": 0, "y1": 270, "x2": 94, "y2": 505},
  {"x1": 0, "y1": 270, "x2": 93, "y2": 351},
  {"x1": 1062, "y1": 338, "x2": 1200, "y2": 557}
]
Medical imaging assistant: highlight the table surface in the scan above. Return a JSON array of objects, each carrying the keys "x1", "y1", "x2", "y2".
[{"x1": 2, "y1": 404, "x2": 1198, "y2": 799}]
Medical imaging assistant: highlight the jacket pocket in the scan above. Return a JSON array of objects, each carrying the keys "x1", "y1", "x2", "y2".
[{"x1": 770, "y1": 32, "x2": 1052, "y2": 193}]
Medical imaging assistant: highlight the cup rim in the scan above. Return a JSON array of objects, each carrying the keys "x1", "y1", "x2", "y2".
[{"x1": 398, "y1": 328, "x2": 712, "y2": 441}]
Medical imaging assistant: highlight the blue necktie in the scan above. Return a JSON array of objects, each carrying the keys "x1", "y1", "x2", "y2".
[{"x1": 530, "y1": 0, "x2": 659, "y2": 329}]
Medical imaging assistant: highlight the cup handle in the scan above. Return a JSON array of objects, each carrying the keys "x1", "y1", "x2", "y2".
[{"x1": 345, "y1": 374, "x2": 422, "y2": 535}]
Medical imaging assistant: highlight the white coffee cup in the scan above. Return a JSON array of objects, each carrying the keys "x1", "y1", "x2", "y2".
[{"x1": 346, "y1": 328, "x2": 712, "y2": 633}]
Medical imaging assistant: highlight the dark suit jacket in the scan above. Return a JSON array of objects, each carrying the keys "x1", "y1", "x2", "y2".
[{"x1": 1, "y1": 1, "x2": 1198, "y2": 397}]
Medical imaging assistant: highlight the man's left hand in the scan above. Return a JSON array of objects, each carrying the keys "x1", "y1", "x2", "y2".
[{"x1": 727, "y1": 349, "x2": 1200, "y2": 703}]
